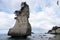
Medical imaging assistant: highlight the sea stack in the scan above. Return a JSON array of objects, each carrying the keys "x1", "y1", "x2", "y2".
[{"x1": 8, "y1": 2, "x2": 31, "y2": 37}]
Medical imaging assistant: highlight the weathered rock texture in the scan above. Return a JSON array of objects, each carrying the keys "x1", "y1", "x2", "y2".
[
  {"x1": 48, "y1": 26, "x2": 60, "y2": 34},
  {"x1": 8, "y1": 2, "x2": 31, "y2": 37}
]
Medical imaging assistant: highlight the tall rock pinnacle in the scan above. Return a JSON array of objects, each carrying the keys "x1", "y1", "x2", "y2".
[{"x1": 8, "y1": 2, "x2": 31, "y2": 37}]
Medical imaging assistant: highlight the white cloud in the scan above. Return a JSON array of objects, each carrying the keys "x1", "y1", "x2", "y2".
[
  {"x1": 0, "y1": 12, "x2": 15, "y2": 30},
  {"x1": 29, "y1": 6, "x2": 60, "y2": 30},
  {"x1": 0, "y1": 0, "x2": 59, "y2": 12},
  {"x1": 0, "y1": 0, "x2": 47, "y2": 13},
  {"x1": 0, "y1": 0, "x2": 60, "y2": 30}
]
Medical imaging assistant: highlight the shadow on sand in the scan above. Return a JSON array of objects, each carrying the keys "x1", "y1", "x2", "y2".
[{"x1": 7, "y1": 36, "x2": 31, "y2": 40}]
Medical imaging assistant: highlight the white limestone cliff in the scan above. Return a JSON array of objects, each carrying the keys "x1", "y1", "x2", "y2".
[{"x1": 8, "y1": 2, "x2": 31, "y2": 37}]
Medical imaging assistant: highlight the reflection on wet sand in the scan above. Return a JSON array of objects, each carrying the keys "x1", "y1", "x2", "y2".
[
  {"x1": 49, "y1": 35, "x2": 60, "y2": 40},
  {"x1": 7, "y1": 37, "x2": 31, "y2": 40},
  {"x1": 1, "y1": 34, "x2": 60, "y2": 40}
]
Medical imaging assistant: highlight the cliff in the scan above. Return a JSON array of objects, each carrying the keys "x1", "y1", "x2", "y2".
[
  {"x1": 8, "y1": 2, "x2": 31, "y2": 37},
  {"x1": 48, "y1": 26, "x2": 60, "y2": 34}
]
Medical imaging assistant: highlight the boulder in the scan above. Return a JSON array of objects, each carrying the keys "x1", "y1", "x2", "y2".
[{"x1": 8, "y1": 2, "x2": 31, "y2": 37}]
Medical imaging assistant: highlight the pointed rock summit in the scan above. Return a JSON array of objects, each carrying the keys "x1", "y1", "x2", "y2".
[{"x1": 8, "y1": 2, "x2": 31, "y2": 37}]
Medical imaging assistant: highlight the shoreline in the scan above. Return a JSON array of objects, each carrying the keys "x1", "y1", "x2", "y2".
[{"x1": 0, "y1": 33, "x2": 56, "y2": 40}]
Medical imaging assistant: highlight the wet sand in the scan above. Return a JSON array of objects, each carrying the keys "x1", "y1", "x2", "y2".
[
  {"x1": 49, "y1": 35, "x2": 60, "y2": 40},
  {"x1": 0, "y1": 33, "x2": 60, "y2": 40}
]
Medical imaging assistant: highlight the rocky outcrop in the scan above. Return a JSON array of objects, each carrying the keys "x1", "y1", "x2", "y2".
[
  {"x1": 48, "y1": 26, "x2": 60, "y2": 34},
  {"x1": 8, "y1": 2, "x2": 31, "y2": 37}
]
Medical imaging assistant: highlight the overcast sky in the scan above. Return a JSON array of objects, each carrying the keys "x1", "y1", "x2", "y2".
[{"x1": 0, "y1": 0, "x2": 60, "y2": 31}]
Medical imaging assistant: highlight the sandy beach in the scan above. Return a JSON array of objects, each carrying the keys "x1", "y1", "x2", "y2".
[{"x1": 0, "y1": 33, "x2": 58, "y2": 40}]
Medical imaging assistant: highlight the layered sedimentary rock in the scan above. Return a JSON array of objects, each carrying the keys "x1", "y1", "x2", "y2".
[
  {"x1": 8, "y1": 2, "x2": 31, "y2": 37},
  {"x1": 48, "y1": 26, "x2": 60, "y2": 34}
]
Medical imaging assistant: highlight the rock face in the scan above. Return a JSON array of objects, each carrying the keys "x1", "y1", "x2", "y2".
[
  {"x1": 48, "y1": 26, "x2": 60, "y2": 34},
  {"x1": 8, "y1": 2, "x2": 31, "y2": 37}
]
